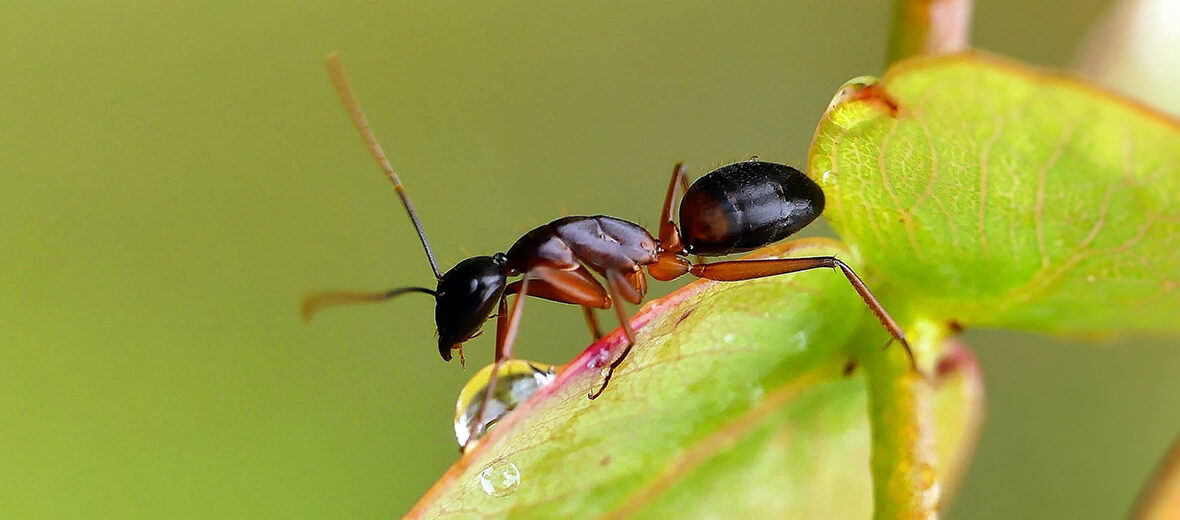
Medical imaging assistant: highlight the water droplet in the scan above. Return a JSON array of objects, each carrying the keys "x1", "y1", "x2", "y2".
[
  {"x1": 454, "y1": 360, "x2": 556, "y2": 448},
  {"x1": 821, "y1": 170, "x2": 836, "y2": 185},
  {"x1": 600, "y1": 367, "x2": 610, "y2": 378},
  {"x1": 479, "y1": 459, "x2": 520, "y2": 497},
  {"x1": 748, "y1": 155, "x2": 760, "y2": 162},
  {"x1": 722, "y1": 333, "x2": 735, "y2": 344}
]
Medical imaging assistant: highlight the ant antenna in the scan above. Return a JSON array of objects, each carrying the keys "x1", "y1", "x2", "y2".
[
  {"x1": 303, "y1": 286, "x2": 436, "y2": 322},
  {"x1": 325, "y1": 52, "x2": 442, "y2": 279}
]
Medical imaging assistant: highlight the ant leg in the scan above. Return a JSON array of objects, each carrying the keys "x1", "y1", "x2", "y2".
[
  {"x1": 625, "y1": 268, "x2": 648, "y2": 300},
  {"x1": 582, "y1": 307, "x2": 604, "y2": 340},
  {"x1": 658, "y1": 163, "x2": 692, "y2": 253},
  {"x1": 471, "y1": 278, "x2": 530, "y2": 446},
  {"x1": 529, "y1": 265, "x2": 611, "y2": 340},
  {"x1": 655, "y1": 163, "x2": 705, "y2": 262},
  {"x1": 507, "y1": 265, "x2": 611, "y2": 309},
  {"x1": 609, "y1": 266, "x2": 644, "y2": 306},
  {"x1": 508, "y1": 264, "x2": 612, "y2": 341},
  {"x1": 690, "y1": 256, "x2": 916, "y2": 370},
  {"x1": 588, "y1": 269, "x2": 641, "y2": 400}
]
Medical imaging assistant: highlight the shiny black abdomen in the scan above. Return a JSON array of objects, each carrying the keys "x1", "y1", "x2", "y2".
[
  {"x1": 505, "y1": 216, "x2": 658, "y2": 274},
  {"x1": 679, "y1": 161, "x2": 824, "y2": 256}
]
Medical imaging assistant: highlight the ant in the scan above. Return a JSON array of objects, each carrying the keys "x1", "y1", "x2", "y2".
[{"x1": 306, "y1": 54, "x2": 915, "y2": 447}]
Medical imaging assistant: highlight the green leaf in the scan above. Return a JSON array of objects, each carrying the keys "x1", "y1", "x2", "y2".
[
  {"x1": 809, "y1": 52, "x2": 1180, "y2": 334},
  {"x1": 406, "y1": 239, "x2": 982, "y2": 519}
]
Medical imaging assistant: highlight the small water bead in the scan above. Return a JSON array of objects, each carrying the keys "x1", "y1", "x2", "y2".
[
  {"x1": 479, "y1": 459, "x2": 520, "y2": 497},
  {"x1": 722, "y1": 333, "x2": 735, "y2": 344},
  {"x1": 454, "y1": 360, "x2": 557, "y2": 448}
]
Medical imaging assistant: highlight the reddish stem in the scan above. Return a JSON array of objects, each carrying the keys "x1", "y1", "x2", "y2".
[{"x1": 888, "y1": 0, "x2": 974, "y2": 63}]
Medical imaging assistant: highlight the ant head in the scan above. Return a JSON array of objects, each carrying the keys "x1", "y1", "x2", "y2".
[{"x1": 434, "y1": 253, "x2": 509, "y2": 362}]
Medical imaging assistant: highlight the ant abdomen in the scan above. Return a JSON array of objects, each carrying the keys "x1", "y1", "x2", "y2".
[{"x1": 678, "y1": 161, "x2": 825, "y2": 256}]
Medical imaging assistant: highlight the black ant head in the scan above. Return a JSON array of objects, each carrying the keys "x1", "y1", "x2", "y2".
[{"x1": 434, "y1": 253, "x2": 509, "y2": 362}]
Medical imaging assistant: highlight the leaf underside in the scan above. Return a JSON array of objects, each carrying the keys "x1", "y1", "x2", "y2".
[
  {"x1": 407, "y1": 239, "x2": 982, "y2": 519},
  {"x1": 809, "y1": 52, "x2": 1180, "y2": 335}
]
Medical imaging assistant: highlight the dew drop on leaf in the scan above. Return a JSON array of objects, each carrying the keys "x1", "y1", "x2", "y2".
[
  {"x1": 454, "y1": 360, "x2": 556, "y2": 448},
  {"x1": 479, "y1": 459, "x2": 520, "y2": 497}
]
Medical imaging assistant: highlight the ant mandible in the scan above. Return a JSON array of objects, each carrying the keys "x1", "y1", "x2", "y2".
[{"x1": 305, "y1": 54, "x2": 915, "y2": 447}]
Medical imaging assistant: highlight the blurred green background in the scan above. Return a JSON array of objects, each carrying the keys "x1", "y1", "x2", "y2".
[{"x1": 2, "y1": 1, "x2": 1178, "y2": 518}]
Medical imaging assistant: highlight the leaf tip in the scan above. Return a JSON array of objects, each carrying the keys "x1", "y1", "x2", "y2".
[{"x1": 825, "y1": 75, "x2": 901, "y2": 119}]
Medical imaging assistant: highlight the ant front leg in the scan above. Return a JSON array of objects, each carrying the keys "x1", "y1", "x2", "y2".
[
  {"x1": 689, "y1": 256, "x2": 917, "y2": 370},
  {"x1": 471, "y1": 278, "x2": 530, "y2": 447}
]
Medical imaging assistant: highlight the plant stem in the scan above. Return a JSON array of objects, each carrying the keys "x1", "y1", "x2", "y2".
[
  {"x1": 862, "y1": 320, "x2": 945, "y2": 520},
  {"x1": 887, "y1": 0, "x2": 974, "y2": 63}
]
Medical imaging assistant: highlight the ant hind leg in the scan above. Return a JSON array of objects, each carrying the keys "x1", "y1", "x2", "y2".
[{"x1": 688, "y1": 255, "x2": 918, "y2": 372}]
